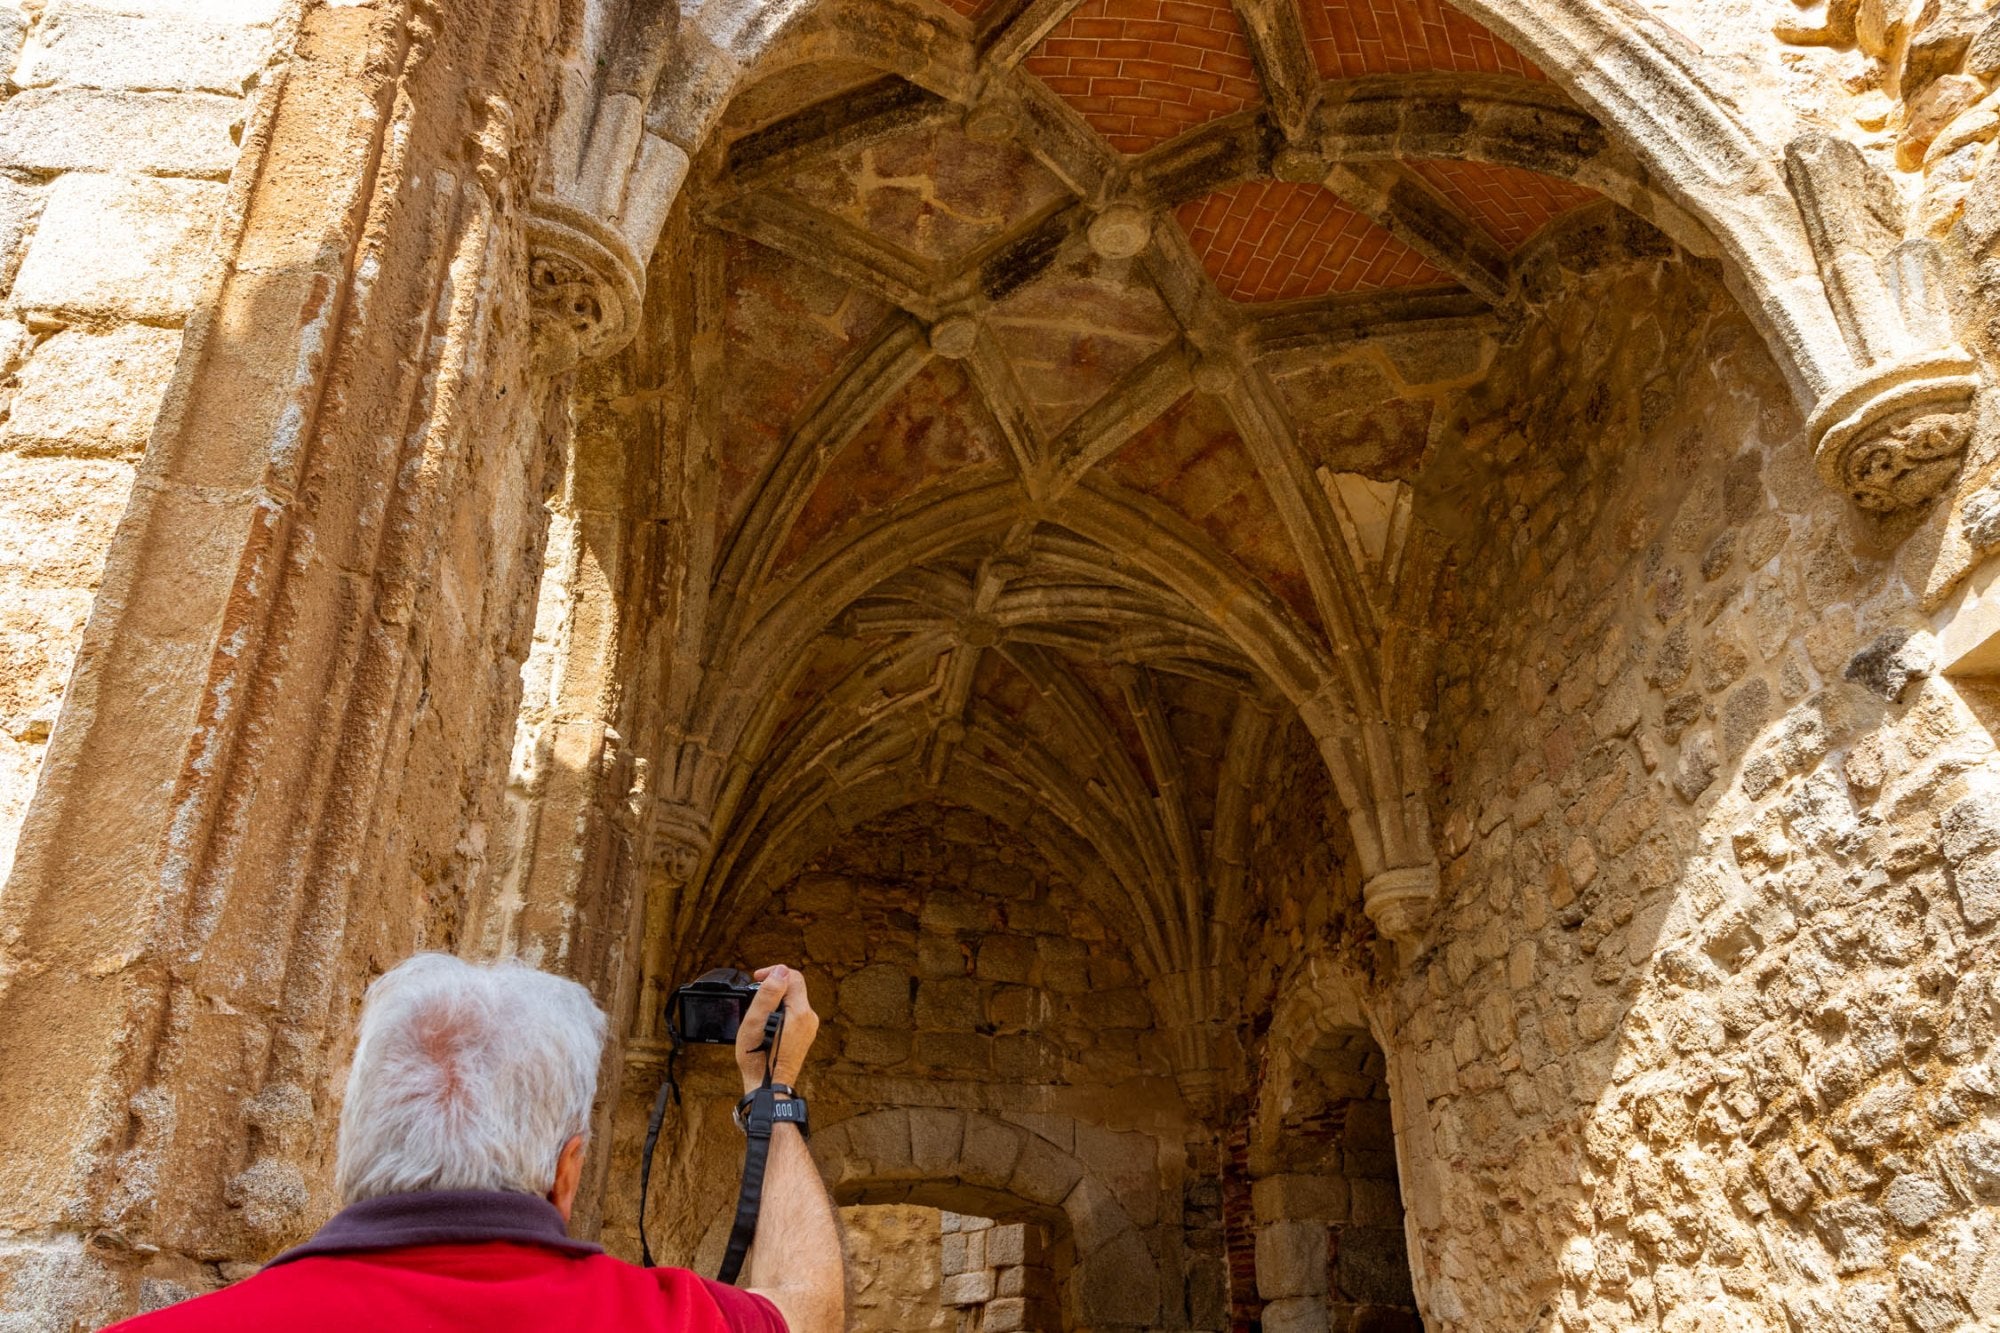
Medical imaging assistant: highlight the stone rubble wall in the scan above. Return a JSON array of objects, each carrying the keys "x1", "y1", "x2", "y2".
[
  {"x1": 0, "y1": 0, "x2": 287, "y2": 884},
  {"x1": 1397, "y1": 251, "x2": 2000, "y2": 1330},
  {"x1": 609, "y1": 806, "x2": 1187, "y2": 1327}
]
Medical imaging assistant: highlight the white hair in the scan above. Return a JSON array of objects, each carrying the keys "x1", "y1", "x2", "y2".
[{"x1": 334, "y1": 953, "x2": 608, "y2": 1203}]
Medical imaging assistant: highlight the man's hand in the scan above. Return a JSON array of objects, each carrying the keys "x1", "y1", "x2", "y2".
[
  {"x1": 736, "y1": 964, "x2": 819, "y2": 1094},
  {"x1": 735, "y1": 963, "x2": 843, "y2": 1331}
]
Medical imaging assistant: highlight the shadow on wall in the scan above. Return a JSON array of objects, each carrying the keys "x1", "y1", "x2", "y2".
[
  {"x1": 1364, "y1": 252, "x2": 2000, "y2": 1328},
  {"x1": 1249, "y1": 1014, "x2": 1422, "y2": 1333}
]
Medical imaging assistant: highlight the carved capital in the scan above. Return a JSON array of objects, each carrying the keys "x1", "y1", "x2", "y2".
[
  {"x1": 646, "y1": 799, "x2": 712, "y2": 886},
  {"x1": 525, "y1": 195, "x2": 646, "y2": 374},
  {"x1": 1809, "y1": 351, "x2": 1981, "y2": 512},
  {"x1": 1363, "y1": 862, "x2": 1437, "y2": 948}
]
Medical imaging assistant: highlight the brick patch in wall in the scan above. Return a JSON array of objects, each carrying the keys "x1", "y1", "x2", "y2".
[
  {"x1": 1023, "y1": 0, "x2": 1261, "y2": 154},
  {"x1": 1407, "y1": 157, "x2": 1599, "y2": 252},
  {"x1": 1299, "y1": 0, "x2": 1542, "y2": 80},
  {"x1": 1173, "y1": 180, "x2": 1446, "y2": 303}
]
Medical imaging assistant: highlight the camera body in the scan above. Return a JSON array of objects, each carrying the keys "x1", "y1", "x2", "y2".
[{"x1": 670, "y1": 968, "x2": 779, "y2": 1047}]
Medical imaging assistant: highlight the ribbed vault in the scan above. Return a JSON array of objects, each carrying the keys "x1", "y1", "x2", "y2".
[{"x1": 628, "y1": 0, "x2": 1690, "y2": 1093}]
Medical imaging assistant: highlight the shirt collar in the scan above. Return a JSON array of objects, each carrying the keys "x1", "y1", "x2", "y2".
[{"x1": 267, "y1": 1189, "x2": 605, "y2": 1267}]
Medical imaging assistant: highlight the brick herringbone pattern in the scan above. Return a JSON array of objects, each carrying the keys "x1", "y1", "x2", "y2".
[
  {"x1": 1174, "y1": 181, "x2": 1446, "y2": 303},
  {"x1": 1301, "y1": 0, "x2": 1541, "y2": 79},
  {"x1": 1024, "y1": 0, "x2": 1261, "y2": 154},
  {"x1": 1409, "y1": 158, "x2": 1598, "y2": 251}
]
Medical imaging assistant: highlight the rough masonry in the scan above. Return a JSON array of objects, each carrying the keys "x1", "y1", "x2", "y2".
[{"x1": 4, "y1": 1, "x2": 2000, "y2": 1331}]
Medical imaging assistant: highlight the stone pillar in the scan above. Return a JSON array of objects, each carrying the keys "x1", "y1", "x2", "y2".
[{"x1": 0, "y1": 0, "x2": 571, "y2": 1319}]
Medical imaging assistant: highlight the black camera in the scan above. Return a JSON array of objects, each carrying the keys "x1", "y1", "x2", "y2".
[{"x1": 670, "y1": 968, "x2": 779, "y2": 1047}]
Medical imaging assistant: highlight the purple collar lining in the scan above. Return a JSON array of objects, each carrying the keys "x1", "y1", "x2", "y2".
[{"x1": 267, "y1": 1189, "x2": 605, "y2": 1267}]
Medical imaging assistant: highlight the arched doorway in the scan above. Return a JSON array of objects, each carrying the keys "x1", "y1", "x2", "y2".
[{"x1": 2, "y1": 0, "x2": 1986, "y2": 1325}]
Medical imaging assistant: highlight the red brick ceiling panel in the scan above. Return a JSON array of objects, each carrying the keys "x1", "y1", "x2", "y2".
[
  {"x1": 1301, "y1": 0, "x2": 1542, "y2": 79},
  {"x1": 987, "y1": 252, "x2": 1182, "y2": 434},
  {"x1": 716, "y1": 237, "x2": 894, "y2": 536},
  {"x1": 774, "y1": 359, "x2": 1003, "y2": 573},
  {"x1": 1407, "y1": 158, "x2": 1599, "y2": 252},
  {"x1": 1174, "y1": 181, "x2": 1447, "y2": 303},
  {"x1": 1102, "y1": 394, "x2": 1323, "y2": 634},
  {"x1": 1024, "y1": 0, "x2": 1262, "y2": 155},
  {"x1": 1270, "y1": 356, "x2": 1434, "y2": 476},
  {"x1": 783, "y1": 126, "x2": 1070, "y2": 271}
]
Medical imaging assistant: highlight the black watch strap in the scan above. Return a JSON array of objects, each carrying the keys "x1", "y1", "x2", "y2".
[{"x1": 717, "y1": 1083, "x2": 810, "y2": 1285}]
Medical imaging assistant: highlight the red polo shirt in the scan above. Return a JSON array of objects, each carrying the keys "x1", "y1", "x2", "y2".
[{"x1": 107, "y1": 1191, "x2": 786, "y2": 1333}]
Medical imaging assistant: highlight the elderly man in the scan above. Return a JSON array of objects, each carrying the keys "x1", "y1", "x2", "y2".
[{"x1": 113, "y1": 955, "x2": 843, "y2": 1333}]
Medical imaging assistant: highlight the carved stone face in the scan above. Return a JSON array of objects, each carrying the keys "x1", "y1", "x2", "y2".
[
  {"x1": 1840, "y1": 409, "x2": 1974, "y2": 512},
  {"x1": 529, "y1": 254, "x2": 610, "y2": 373},
  {"x1": 660, "y1": 837, "x2": 704, "y2": 886}
]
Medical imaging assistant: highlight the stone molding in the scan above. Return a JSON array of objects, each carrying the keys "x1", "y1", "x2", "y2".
[
  {"x1": 1785, "y1": 131, "x2": 1985, "y2": 512},
  {"x1": 1808, "y1": 349, "x2": 1982, "y2": 512},
  {"x1": 525, "y1": 194, "x2": 647, "y2": 375},
  {"x1": 1362, "y1": 863, "x2": 1439, "y2": 947}
]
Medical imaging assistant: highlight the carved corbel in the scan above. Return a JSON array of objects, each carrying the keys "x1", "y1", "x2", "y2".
[
  {"x1": 1361, "y1": 863, "x2": 1438, "y2": 948},
  {"x1": 645, "y1": 798, "x2": 713, "y2": 886},
  {"x1": 1809, "y1": 350, "x2": 1981, "y2": 511},
  {"x1": 527, "y1": 197, "x2": 648, "y2": 375},
  {"x1": 529, "y1": 0, "x2": 692, "y2": 373},
  {"x1": 1317, "y1": 718, "x2": 1442, "y2": 954},
  {"x1": 1787, "y1": 132, "x2": 1984, "y2": 511}
]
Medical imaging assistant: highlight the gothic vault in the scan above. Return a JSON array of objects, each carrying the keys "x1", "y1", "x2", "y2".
[{"x1": 4, "y1": 0, "x2": 2000, "y2": 1330}]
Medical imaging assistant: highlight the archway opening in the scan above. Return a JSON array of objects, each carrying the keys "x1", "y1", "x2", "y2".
[
  {"x1": 522, "y1": 2, "x2": 1821, "y2": 1329},
  {"x1": 841, "y1": 1204, "x2": 1064, "y2": 1333},
  {"x1": 1252, "y1": 1024, "x2": 1421, "y2": 1332}
]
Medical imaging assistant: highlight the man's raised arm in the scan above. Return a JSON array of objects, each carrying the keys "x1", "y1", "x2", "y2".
[{"x1": 735, "y1": 965, "x2": 845, "y2": 1333}]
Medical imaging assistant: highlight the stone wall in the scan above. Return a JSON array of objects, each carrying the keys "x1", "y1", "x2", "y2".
[
  {"x1": 0, "y1": 0, "x2": 286, "y2": 883},
  {"x1": 842, "y1": 1203, "x2": 955, "y2": 1333},
  {"x1": 609, "y1": 804, "x2": 1190, "y2": 1327},
  {"x1": 940, "y1": 1212, "x2": 1059, "y2": 1333},
  {"x1": 1388, "y1": 247, "x2": 2000, "y2": 1328},
  {"x1": 730, "y1": 805, "x2": 1166, "y2": 1088}
]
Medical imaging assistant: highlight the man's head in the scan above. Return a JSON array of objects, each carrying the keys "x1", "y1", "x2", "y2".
[{"x1": 334, "y1": 954, "x2": 607, "y2": 1213}]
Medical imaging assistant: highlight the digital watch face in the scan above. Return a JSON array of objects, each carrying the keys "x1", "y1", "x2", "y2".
[{"x1": 677, "y1": 991, "x2": 748, "y2": 1044}]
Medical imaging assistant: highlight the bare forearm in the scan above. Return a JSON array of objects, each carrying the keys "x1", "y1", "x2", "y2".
[{"x1": 746, "y1": 1124, "x2": 844, "y2": 1333}]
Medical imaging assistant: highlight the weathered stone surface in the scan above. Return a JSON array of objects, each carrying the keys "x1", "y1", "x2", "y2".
[
  {"x1": 11, "y1": 172, "x2": 223, "y2": 317},
  {"x1": 0, "y1": 325, "x2": 182, "y2": 456},
  {"x1": 1257, "y1": 1220, "x2": 1330, "y2": 1299},
  {"x1": 0, "y1": 177, "x2": 43, "y2": 293},
  {"x1": 1261, "y1": 1295, "x2": 1332, "y2": 1333},
  {"x1": 20, "y1": 6, "x2": 269, "y2": 94},
  {"x1": 0, "y1": 89, "x2": 240, "y2": 175},
  {"x1": 1844, "y1": 629, "x2": 1933, "y2": 702},
  {"x1": 9, "y1": 3, "x2": 2000, "y2": 1331},
  {"x1": 838, "y1": 963, "x2": 911, "y2": 1027}
]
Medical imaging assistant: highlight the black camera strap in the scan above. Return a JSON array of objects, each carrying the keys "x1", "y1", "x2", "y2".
[
  {"x1": 717, "y1": 1009, "x2": 810, "y2": 1285},
  {"x1": 637, "y1": 1006, "x2": 809, "y2": 1282},
  {"x1": 636, "y1": 1033, "x2": 682, "y2": 1269}
]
